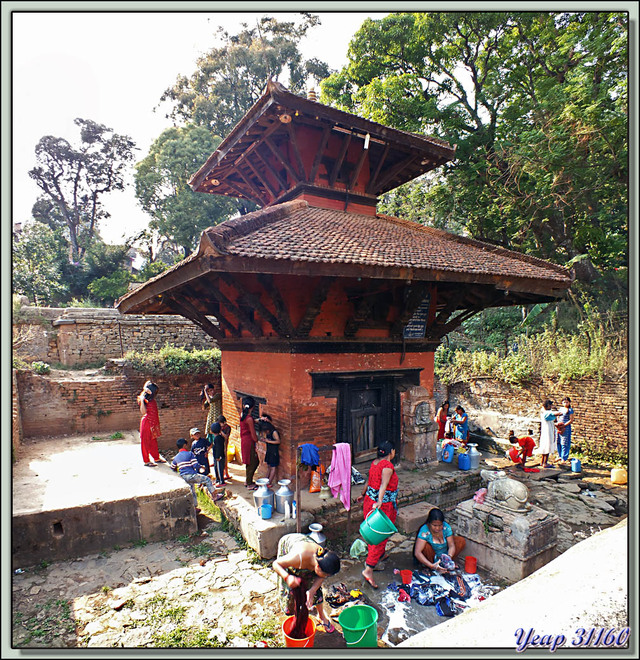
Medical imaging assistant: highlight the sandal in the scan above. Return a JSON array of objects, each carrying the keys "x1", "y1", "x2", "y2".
[
  {"x1": 362, "y1": 572, "x2": 378, "y2": 589},
  {"x1": 317, "y1": 621, "x2": 335, "y2": 633}
]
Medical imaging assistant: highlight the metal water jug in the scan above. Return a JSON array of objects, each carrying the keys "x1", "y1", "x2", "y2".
[
  {"x1": 308, "y1": 523, "x2": 327, "y2": 548},
  {"x1": 274, "y1": 479, "x2": 294, "y2": 514},
  {"x1": 253, "y1": 478, "x2": 274, "y2": 510},
  {"x1": 467, "y1": 443, "x2": 482, "y2": 470}
]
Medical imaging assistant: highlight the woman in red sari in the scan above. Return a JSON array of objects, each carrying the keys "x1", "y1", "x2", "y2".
[
  {"x1": 356, "y1": 441, "x2": 398, "y2": 589},
  {"x1": 435, "y1": 400, "x2": 450, "y2": 441},
  {"x1": 138, "y1": 381, "x2": 166, "y2": 467}
]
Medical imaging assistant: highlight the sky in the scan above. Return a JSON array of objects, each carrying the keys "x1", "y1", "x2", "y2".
[{"x1": 12, "y1": 10, "x2": 388, "y2": 246}]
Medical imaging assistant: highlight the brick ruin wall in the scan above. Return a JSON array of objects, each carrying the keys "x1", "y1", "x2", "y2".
[
  {"x1": 437, "y1": 376, "x2": 628, "y2": 456},
  {"x1": 13, "y1": 307, "x2": 216, "y2": 366},
  {"x1": 14, "y1": 370, "x2": 223, "y2": 452}
]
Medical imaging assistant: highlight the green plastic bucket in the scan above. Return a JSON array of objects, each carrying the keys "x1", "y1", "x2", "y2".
[
  {"x1": 339, "y1": 604, "x2": 378, "y2": 648},
  {"x1": 359, "y1": 508, "x2": 398, "y2": 546}
]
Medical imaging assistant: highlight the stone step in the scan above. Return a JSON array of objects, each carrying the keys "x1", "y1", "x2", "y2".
[{"x1": 395, "y1": 500, "x2": 439, "y2": 535}]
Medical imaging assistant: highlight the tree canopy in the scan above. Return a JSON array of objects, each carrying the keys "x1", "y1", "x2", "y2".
[
  {"x1": 135, "y1": 125, "x2": 241, "y2": 258},
  {"x1": 28, "y1": 118, "x2": 137, "y2": 264},
  {"x1": 321, "y1": 12, "x2": 628, "y2": 281},
  {"x1": 160, "y1": 13, "x2": 330, "y2": 136}
]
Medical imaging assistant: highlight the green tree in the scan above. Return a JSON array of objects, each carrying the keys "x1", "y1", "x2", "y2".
[
  {"x1": 13, "y1": 223, "x2": 68, "y2": 305},
  {"x1": 322, "y1": 12, "x2": 628, "y2": 281},
  {"x1": 28, "y1": 118, "x2": 136, "y2": 264},
  {"x1": 160, "y1": 13, "x2": 330, "y2": 136},
  {"x1": 135, "y1": 125, "x2": 239, "y2": 257}
]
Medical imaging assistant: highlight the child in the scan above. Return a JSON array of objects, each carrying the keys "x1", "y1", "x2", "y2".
[
  {"x1": 190, "y1": 427, "x2": 212, "y2": 475},
  {"x1": 555, "y1": 396, "x2": 575, "y2": 465},
  {"x1": 258, "y1": 413, "x2": 280, "y2": 488},
  {"x1": 210, "y1": 422, "x2": 227, "y2": 486},
  {"x1": 217, "y1": 415, "x2": 232, "y2": 481},
  {"x1": 171, "y1": 438, "x2": 222, "y2": 510},
  {"x1": 508, "y1": 430, "x2": 536, "y2": 470}
]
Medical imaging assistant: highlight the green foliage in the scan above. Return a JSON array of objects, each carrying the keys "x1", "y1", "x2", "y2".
[
  {"x1": 152, "y1": 627, "x2": 224, "y2": 648},
  {"x1": 13, "y1": 222, "x2": 68, "y2": 305},
  {"x1": 135, "y1": 125, "x2": 239, "y2": 257},
  {"x1": 110, "y1": 431, "x2": 124, "y2": 439},
  {"x1": 28, "y1": 118, "x2": 136, "y2": 263},
  {"x1": 13, "y1": 599, "x2": 76, "y2": 648},
  {"x1": 31, "y1": 361, "x2": 51, "y2": 375},
  {"x1": 235, "y1": 618, "x2": 283, "y2": 646},
  {"x1": 161, "y1": 14, "x2": 329, "y2": 137},
  {"x1": 195, "y1": 488, "x2": 223, "y2": 520},
  {"x1": 87, "y1": 268, "x2": 133, "y2": 305},
  {"x1": 123, "y1": 344, "x2": 221, "y2": 376},
  {"x1": 322, "y1": 12, "x2": 628, "y2": 280},
  {"x1": 66, "y1": 297, "x2": 100, "y2": 308}
]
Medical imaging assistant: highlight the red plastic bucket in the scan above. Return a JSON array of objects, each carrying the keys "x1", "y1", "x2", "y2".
[
  {"x1": 465, "y1": 556, "x2": 477, "y2": 573},
  {"x1": 282, "y1": 616, "x2": 316, "y2": 648}
]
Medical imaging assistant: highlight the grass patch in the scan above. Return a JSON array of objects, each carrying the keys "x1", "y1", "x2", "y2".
[
  {"x1": 13, "y1": 599, "x2": 76, "y2": 647},
  {"x1": 234, "y1": 617, "x2": 283, "y2": 647},
  {"x1": 132, "y1": 539, "x2": 148, "y2": 548},
  {"x1": 195, "y1": 487, "x2": 223, "y2": 521},
  {"x1": 151, "y1": 627, "x2": 224, "y2": 648},
  {"x1": 110, "y1": 431, "x2": 124, "y2": 439}
]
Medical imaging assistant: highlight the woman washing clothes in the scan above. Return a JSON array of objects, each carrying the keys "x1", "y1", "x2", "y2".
[
  {"x1": 356, "y1": 441, "x2": 398, "y2": 589},
  {"x1": 272, "y1": 533, "x2": 341, "y2": 633},
  {"x1": 414, "y1": 508, "x2": 466, "y2": 573}
]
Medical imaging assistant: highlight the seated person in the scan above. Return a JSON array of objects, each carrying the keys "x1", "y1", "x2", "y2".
[
  {"x1": 508, "y1": 429, "x2": 536, "y2": 470},
  {"x1": 413, "y1": 508, "x2": 466, "y2": 574}
]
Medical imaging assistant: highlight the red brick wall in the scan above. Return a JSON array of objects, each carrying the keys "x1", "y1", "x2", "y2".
[
  {"x1": 15, "y1": 371, "x2": 222, "y2": 450},
  {"x1": 446, "y1": 376, "x2": 628, "y2": 457},
  {"x1": 221, "y1": 349, "x2": 435, "y2": 478}
]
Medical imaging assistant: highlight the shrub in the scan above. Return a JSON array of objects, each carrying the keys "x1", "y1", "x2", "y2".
[
  {"x1": 123, "y1": 344, "x2": 221, "y2": 376},
  {"x1": 31, "y1": 361, "x2": 51, "y2": 375}
]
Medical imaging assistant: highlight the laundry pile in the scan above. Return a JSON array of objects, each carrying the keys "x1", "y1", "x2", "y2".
[
  {"x1": 325, "y1": 582, "x2": 366, "y2": 612},
  {"x1": 385, "y1": 569, "x2": 498, "y2": 617}
]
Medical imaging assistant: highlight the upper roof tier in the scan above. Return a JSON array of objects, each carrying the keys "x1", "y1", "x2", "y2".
[{"x1": 188, "y1": 80, "x2": 456, "y2": 215}]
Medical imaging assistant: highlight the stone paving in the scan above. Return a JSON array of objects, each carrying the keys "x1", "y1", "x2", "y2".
[{"x1": 10, "y1": 448, "x2": 627, "y2": 649}]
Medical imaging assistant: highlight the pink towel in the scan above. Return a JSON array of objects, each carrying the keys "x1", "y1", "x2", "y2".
[{"x1": 328, "y1": 443, "x2": 352, "y2": 511}]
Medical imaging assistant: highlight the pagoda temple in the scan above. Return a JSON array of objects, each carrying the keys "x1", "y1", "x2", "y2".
[{"x1": 116, "y1": 81, "x2": 572, "y2": 473}]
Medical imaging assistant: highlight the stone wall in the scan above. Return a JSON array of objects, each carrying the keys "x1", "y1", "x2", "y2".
[
  {"x1": 15, "y1": 370, "x2": 222, "y2": 448},
  {"x1": 436, "y1": 376, "x2": 628, "y2": 457},
  {"x1": 14, "y1": 307, "x2": 216, "y2": 366}
]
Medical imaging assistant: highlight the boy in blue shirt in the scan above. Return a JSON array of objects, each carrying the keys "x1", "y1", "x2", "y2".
[
  {"x1": 171, "y1": 438, "x2": 222, "y2": 510},
  {"x1": 190, "y1": 427, "x2": 212, "y2": 475},
  {"x1": 210, "y1": 422, "x2": 227, "y2": 486}
]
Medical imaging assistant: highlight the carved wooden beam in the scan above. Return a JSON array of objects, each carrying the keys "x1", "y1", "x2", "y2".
[
  {"x1": 390, "y1": 282, "x2": 431, "y2": 337},
  {"x1": 264, "y1": 136, "x2": 301, "y2": 185},
  {"x1": 310, "y1": 125, "x2": 332, "y2": 181},
  {"x1": 224, "y1": 178, "x2": 262, "y2": 203},
  {"x1": 349, "y1": 145, "x2": 369, "y2": 190},
  {"x1": 375, "y1": 153, "x2": 419, "y2": 191},
  {"x1": 162, "y1": 294, "x2": 225, "y2": 341},
  {"x1": 254, "y1": 146, "x2": 288, "y2": 191},
  {"x1": 286, "y1": 122, "x2": 308, "y2": 181},
  {"x1": 236, "y1": 166, "x2": 267, "y2": 202},
  {"x1": 430, "y1": 306, "x2": 483, "y2": 339},
  {"x1": 207, "y1": 280, "x2": 262, "y2": 338},
  {"x1": 366, "y1": 143, "x2": 390, "y2": 194},
  {"x1": 296, "y1": 278, "x2": 335, "y2": 337},
  {"x1": 329, "y1": 132, "x2": 352, "y2": 187},
  {"x1": 256, "y1": 274, "x2": 296, "y2": 337},
  {"x1": 219, "y1": 273, "x2": 288, "y2": 338},
  {"x1": 245, "y1": 156, "x2": 277, "y2": 201},
  {"x1": 344, "y1": 295, "x2": 375, "y2": 338}
]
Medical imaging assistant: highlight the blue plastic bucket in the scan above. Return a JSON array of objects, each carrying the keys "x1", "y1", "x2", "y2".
[
  {"x1": 442, "y1": 444, "x2": 454, "y2": 463},
  {"x1": 260, "y1": 504, "x2": 272, "y2": 519},
  {"x1": 571, "y1": 458, "x2": 582, "y2": 473},
  {"x1": 458, "y1": 452, "x2": 470, "y2": 471}
]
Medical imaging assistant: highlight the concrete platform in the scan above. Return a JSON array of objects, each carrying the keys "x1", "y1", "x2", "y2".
[{"x1": 12, "y1": 432, "x2": 197, "y2": 568}]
